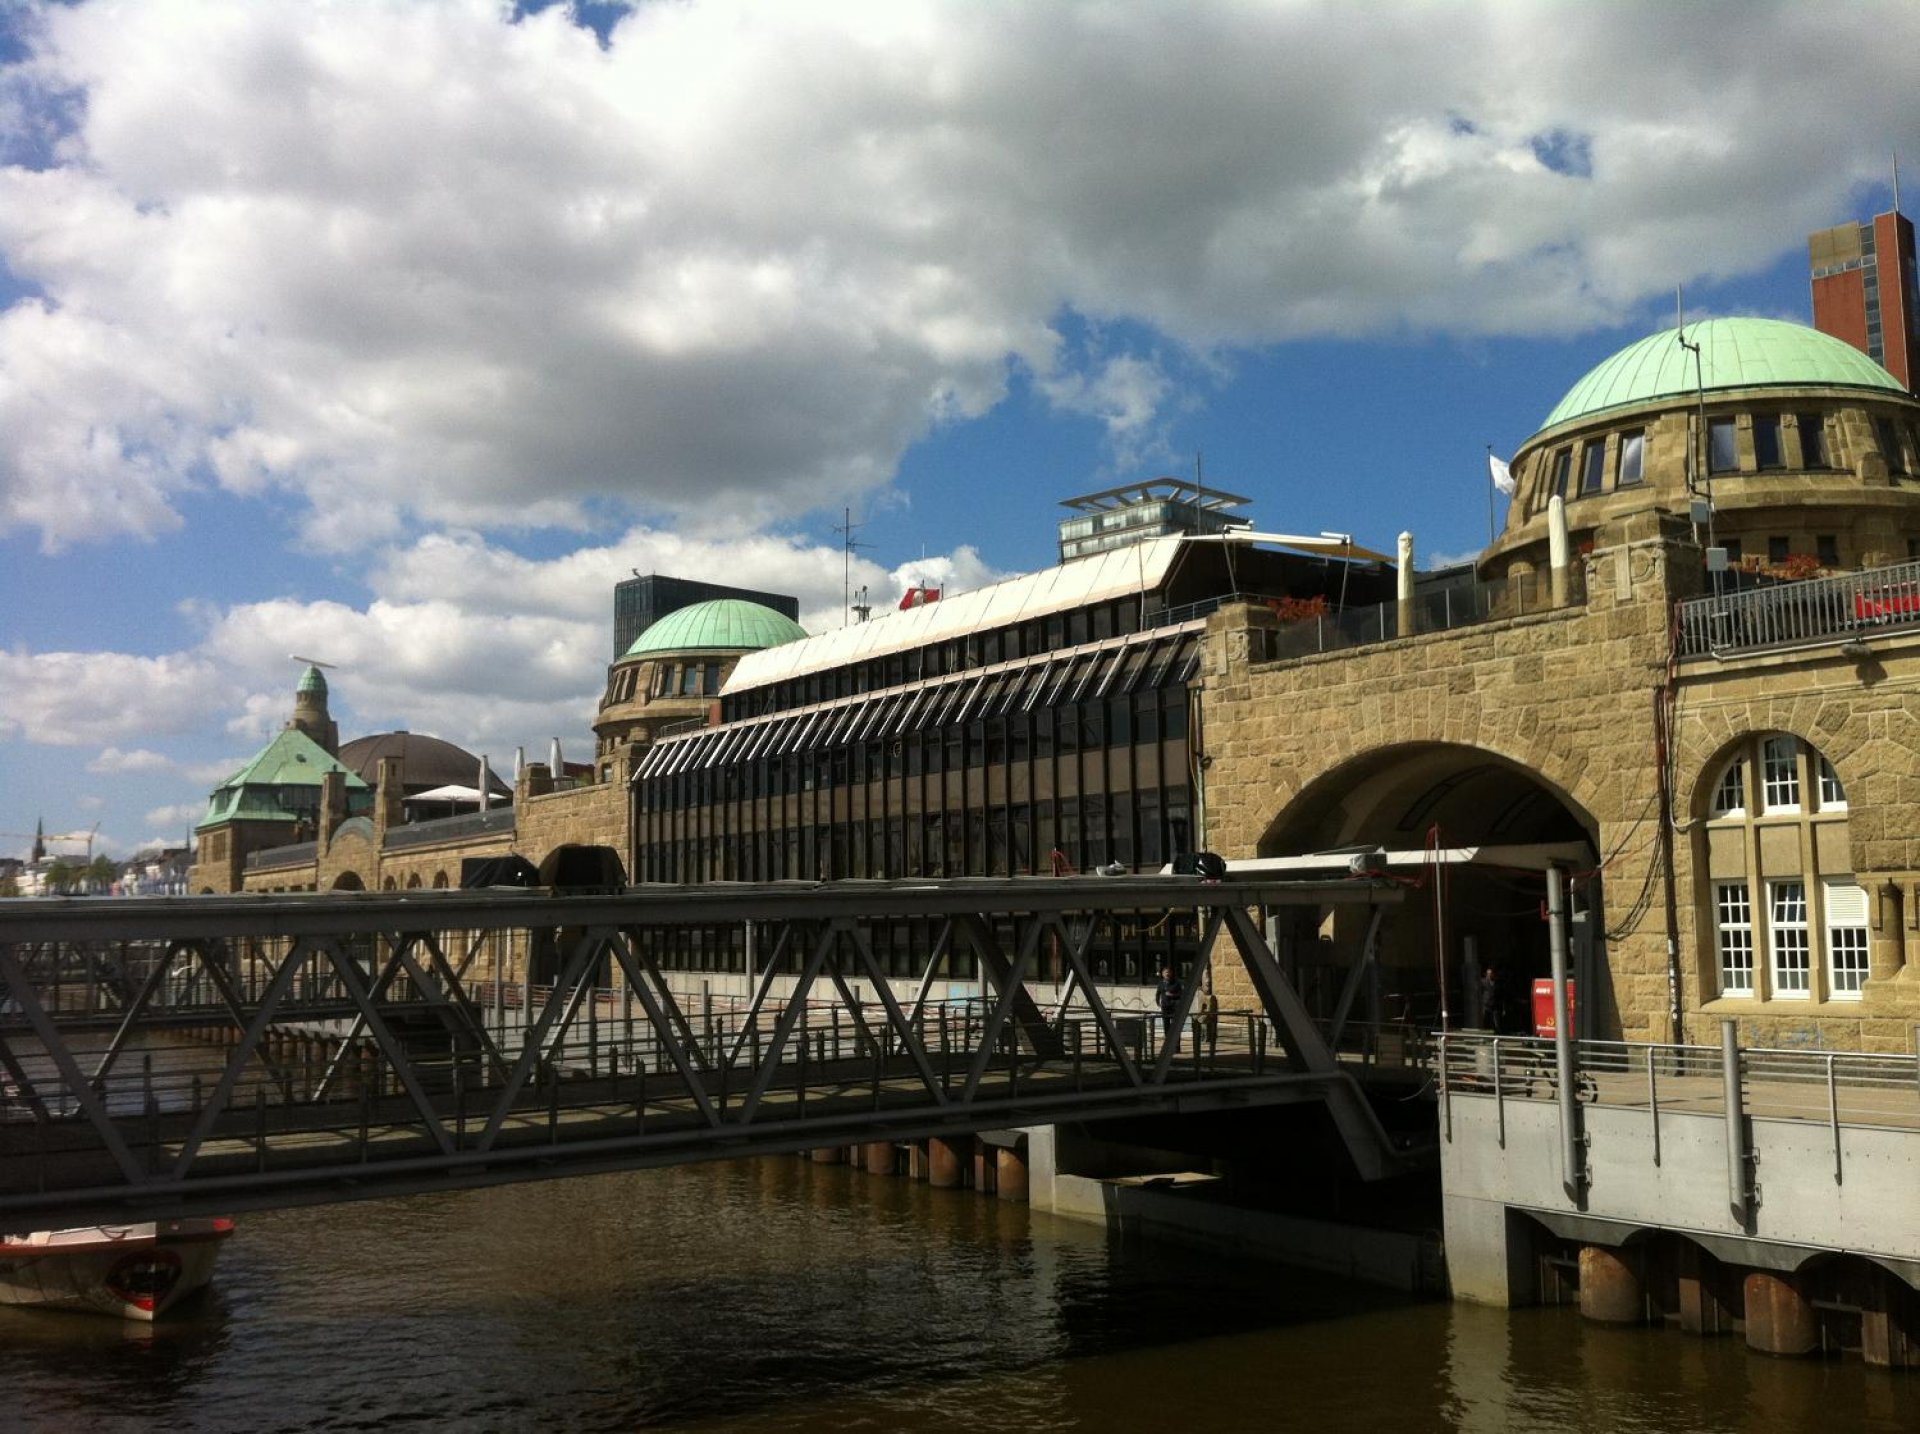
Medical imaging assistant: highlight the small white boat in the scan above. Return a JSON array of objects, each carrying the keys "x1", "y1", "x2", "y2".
[{"x1": 0, "y1": 1218, "x2": 235, "y2": 1320}]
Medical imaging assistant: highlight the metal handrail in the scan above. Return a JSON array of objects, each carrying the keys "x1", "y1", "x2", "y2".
[{"x1": 1677, "y1": 558, "x2": 1920, "y2": 657}]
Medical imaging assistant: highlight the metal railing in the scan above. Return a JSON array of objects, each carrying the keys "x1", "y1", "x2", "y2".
[
  {"x1": 1439, "y1": 1032, "x2": 1919, "y2": 1130},
  {"x1": 1677, "y1": 558, "x2": 1920, "y2": 657},
  {"x1": 1253, "y1": 566, "x2": 1585, "y2": 663}
]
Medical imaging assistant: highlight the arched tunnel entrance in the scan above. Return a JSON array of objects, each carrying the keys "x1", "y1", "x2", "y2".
[{"x1": 1254, "y1": 743, "x2": 1604, "y2": 1039}]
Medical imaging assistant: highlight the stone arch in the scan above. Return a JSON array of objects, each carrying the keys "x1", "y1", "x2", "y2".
[
  {"x1": 330, "y1": 871, "x2": 365, "y2": 891},
  {"x1": 1254, "y1": 741, "x2": 1604, "y2": 1037},
  {"x1": 381, "y1": 875, "x2": 397, "y2": 891},
  {"x1": 405, "y1": 872, "x2": 421, "y2": 889},
  {"x1": 432, "y1": 870, "x2": 449, "y2": 889}
]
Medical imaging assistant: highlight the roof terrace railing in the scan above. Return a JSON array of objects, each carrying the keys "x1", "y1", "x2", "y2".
[
  {"x1": 1251, "y1": 565, "x2": 1585, "y2": 664},
  {"x1": 1677, "y1": 558, "x2": 1920, "y2": 658}
]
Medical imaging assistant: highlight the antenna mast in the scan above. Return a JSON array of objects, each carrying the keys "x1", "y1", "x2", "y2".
[{"x1": 833, "y1": 507, "x2": 870, "y2": 628}]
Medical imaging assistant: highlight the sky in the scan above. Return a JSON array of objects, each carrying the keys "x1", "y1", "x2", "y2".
[{"x1": 1, "y1": 0, "x2": 1916, "y2": 863}]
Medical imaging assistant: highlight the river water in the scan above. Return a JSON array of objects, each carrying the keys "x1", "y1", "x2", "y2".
[{"x1": 0, "y1": 1157, "x2": 1909, "y2": 1433}]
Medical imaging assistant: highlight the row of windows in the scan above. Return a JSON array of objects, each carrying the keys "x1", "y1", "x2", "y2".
[
  {"x1": 639, "y1": 789, "x2": 1195, "y2": 883},
  {"x1": 624, "y1": 913, "x2": 1205, "y2": 986},
  {"x1": 721, "y1": 598, "x2": 1156, "y2": 722},
  {"x1": 1537, "y1": 408, "x2": 1920, "y2": 512},
  {"x1": 1707, "y1": 412, "x2": 1829, "y2": 474},
  {"x1": 1708, "y1": 736, "x2": 1845, "y2": 818},
  {"x1": 646, "y1": 690, "x2": 1189, "y2": 812},
  {"x1": 1713, "y1": 877, "x2": 1869, "y2": 1000}
]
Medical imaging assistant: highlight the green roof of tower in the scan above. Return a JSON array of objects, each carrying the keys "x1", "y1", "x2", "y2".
[
  {"x1": 196, "y1": 728, "x2": 369, "y2": 829},
  {"x1": 1541, "y1": 317, "x2": 1906, "y2": 432},
  {"x1": 622, "y1": 598, "x2": 807, "y2": 658},
  {"x1": 296, "y1": 664, "x2": 328, "y2": 696}
]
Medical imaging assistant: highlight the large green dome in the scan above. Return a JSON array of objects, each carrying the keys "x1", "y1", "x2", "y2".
[
  {"x1": 622, "y1": 599, "x2": 807, "y2": 658},
  {"x1": 1541, "y1": 317, "x2": 1905, "y2": 431}
]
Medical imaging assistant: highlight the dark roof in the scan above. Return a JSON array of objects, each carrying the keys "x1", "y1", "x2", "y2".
[{"x1": 337, "y1": 731, "x2": 510, "y2": 796}]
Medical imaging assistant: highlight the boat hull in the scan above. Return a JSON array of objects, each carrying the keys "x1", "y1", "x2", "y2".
[{"x1": 0, "y1": 1218, "x2": 234, "y2": 1321}]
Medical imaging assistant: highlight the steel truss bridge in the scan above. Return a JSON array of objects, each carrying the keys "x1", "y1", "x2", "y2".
[{"x1": 0, "y1": 877, "x2": 1413, "y2": 1231}]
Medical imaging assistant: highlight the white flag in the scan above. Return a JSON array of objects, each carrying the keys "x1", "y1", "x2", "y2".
[{"x1": 1488, "y1": 452, "x2": 1515, "y2": 495}]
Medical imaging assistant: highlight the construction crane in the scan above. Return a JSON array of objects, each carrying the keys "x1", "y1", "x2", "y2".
[{"x1": 0, "y1": 823, "x2": 101, "y2": 862}]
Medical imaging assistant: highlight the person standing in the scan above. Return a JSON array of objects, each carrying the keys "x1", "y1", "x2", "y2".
[{"x1": 1155, "y1": 963, "x2": 1183, "y2": 1048}]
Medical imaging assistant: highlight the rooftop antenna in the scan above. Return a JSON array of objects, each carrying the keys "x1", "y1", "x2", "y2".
[
  {"x1": 289, "y1": 654, "x2": 337, "y2": 669},
  {"x1": 1675, "y1": 285, "x2": 1718, "y2": 572},
  {"x1": 1894, "y1": 147, "x2": 1902, "y2": 216},
  {"x1": 833, "y1": 507, "x2": 870, "y2": 628}
]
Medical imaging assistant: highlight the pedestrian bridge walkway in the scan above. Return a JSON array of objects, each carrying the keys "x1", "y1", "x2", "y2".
[{"x1": 0, "y1": 877, "x2": 1415, "y2": 1230}]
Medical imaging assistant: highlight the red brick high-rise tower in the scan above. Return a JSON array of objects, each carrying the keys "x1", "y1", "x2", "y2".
[{"x1": 1809, "y1": 206, "x2": 1917, "y2": 392}]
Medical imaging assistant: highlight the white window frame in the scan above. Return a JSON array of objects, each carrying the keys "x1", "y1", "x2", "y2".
[
  {"x1": 1817, "y1": 757, "x2": 1847, "y2": 811},
  {"x1": 1823, "y1": 879, "x2": 1870, "y2": 1000},
  {"x1": 1767, "y1": 879, "x2": 1811, "y2": 997},
  {"x1": 1714, "y1": 882, "x2": 1755, "y2": 996},
  {"x1": 1710, "y1": 759, "x2": 1746, "y2": 818},
  {"x1": 1761, "y1": 736, "x2": 1801, "y2": 814}
]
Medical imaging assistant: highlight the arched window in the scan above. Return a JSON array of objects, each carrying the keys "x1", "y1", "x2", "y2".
[{"x1": 1699, "y1": 735, "x2": 1866, "y2": 1002}]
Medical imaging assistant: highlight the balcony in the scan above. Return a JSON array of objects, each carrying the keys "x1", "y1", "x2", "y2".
[
  {"x1": 1248, "y1": 565, "x2": 1585, "y2": 663},
  {"x1": 1677, "y1": 559, "x2": 1920, "y2": 659}
]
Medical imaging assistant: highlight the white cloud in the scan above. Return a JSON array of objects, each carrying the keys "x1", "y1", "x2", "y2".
[
  {"x1": 87, "y1": 746, "x2": 173, "y2": 774},
  {"x1": 143, "y1": 802, "x2": 202, "y2": 830},
  {"x1": 0, "y1": 649, "x2": 227, "y2": 746},
  {"x1": 1, "y1": 1, "x2": 1912, "y2": 550}
]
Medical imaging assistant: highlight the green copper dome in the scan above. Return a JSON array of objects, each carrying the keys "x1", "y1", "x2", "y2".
[
  {"x1": 1542, "y1": 317, "x2": 1905, "y2": 431},
  {"x1": 296, "y1": 664, "x2": 328, "y2": 696},
  {"x1": 622, "y1": 599, "x2": 807, "y2": 658}
]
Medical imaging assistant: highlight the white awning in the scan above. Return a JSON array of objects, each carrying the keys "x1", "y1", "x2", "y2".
[
  {"x1": 1182, "y1": 841, "x2": 1592, "y2": 875},
  {"x1": 723, "y1": 536, "x2": 1186, "y2": 693}
]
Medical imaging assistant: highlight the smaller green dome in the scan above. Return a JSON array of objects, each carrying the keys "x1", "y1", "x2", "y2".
[
  {"x1": 297, "y1": 665, "x2": 328, "y2": 696},
  {"x1": 1542, "y1": 317, "x2": 1905, "y2": 431},
  {"x1": 623, "y1": 599, "x2": 806, "y2": 658}
]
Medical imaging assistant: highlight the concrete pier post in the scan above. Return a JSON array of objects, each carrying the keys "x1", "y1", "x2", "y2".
[
  {"x1": 810, "y1": 1146, "x2": 844, "y2": 1165},
  {"x1": 909, "y1": 1141, "x2": 929, "y2": 1181},
  {"x1": 1396, "y1": 531, "x2": 1415, "y2": 637},
  {"x1": 928, "y1": 1137, "x2": 966, "y2": 1189},
  {"x1": 1743, "y1": 1271, "x2": 1819, "y2": 1356},
  {"x1": 1578, "y1": 1245, "x2": 1645, "y2": 1324},
  {"x1": 862, "y1": 1141, "x2": 896, "y2": 1176},
  {"x1": 1676, "y1": 1243, "x2": 1738, "y2": 1336},
  {"x1": 1862, "y1": 1269, "x2": 1920, "y2": 1369},
  {"x1": 995, "y1": 1145, "x2": 1028, "y2": 1203},
  {"x1": 973, "y1": 1141, "x2": 996, "y2": 1195}
]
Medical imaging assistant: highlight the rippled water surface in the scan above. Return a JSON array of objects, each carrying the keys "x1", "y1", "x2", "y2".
[{"x1": 0, "y1": 1159, "x2": 1910, "y2": 1432}]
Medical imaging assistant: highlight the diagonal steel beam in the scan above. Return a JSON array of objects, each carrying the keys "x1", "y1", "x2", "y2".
[
  {"x1": 1324, "y1": 905, "x2": 1388, "y2": 1052},
  {"x1": 735, "y1": 921, "x2": 838, "y2": 1124},
  {"x1": 1040, "y1": 913, "x2": 1143, "y2": 1088},
  {"x1": 957, "y1": 914, "x2": 1046, "y2": 1101},
  {"x1": 89, "y1": 938, "x2": 191, "y2": 1084},
  {"x1": 0, "y1": 942, "x2": 144, "y2": 1183},
  {"x1": 602, "y1": 931, "x2": 718, "y2": 1127},
  {"x1": 1149, "y1": 907, "x2": 1220, "y2": 1082},
  {"x1": 895, "y1": 918, "x2": 955, "y2": 1050},
  {"x1": 841, "y1": 921, "x2": 947, "y2": 1105},
  {"x1": 170, "y1": 934, "x2": 326, "y2": 1179},
  {"x1": 951, "y1": 913, "x2": 1064, "y2": 1061},
  {"x1": 818, "y1": 919, "x2": 883, "y2": 1059},
  {"x1": 474, "y1": 920, "x2": 611, "y2": 1150},
  {"x1": 617, "y1": 929, "x2": 711, "y2": 1074},
  {"x1": 724, "y1": 922, "x2": 794, "y2": 1067},
  {"x1": 321, "y1": 935, "x2": 454, "y2": 1156}
]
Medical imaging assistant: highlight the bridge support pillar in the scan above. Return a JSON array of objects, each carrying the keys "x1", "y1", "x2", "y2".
[
  {"x1": 1676, "y1": 1243, "x2": 1738, "y2": 1337},
  {"x1": 1862, "y1": 1270, "x2": 1920, "y2": 1369},
  {"x1": 928, "y1": 1137, "x2": 966, "y2": 1189},
  {"x1": 1744, "y1": 1271, "x2": 1818, "y2": 1357},
  {"x1": 1579, "y1": 1245, "x2": 1645, "y2": 1325},
  {"x1": 995, "y1": 1146, "x2": 1028, "y2": 1203},
  {"x1": 862, "y1": 1141, "x2": 896, "y2": 1176},
  {"x1": 973, "y1": 1142, "x2": 996, "y2": 1195},
  {"x1": 810, "y1": 1146, "x2": 844, "y2": 1165}
]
